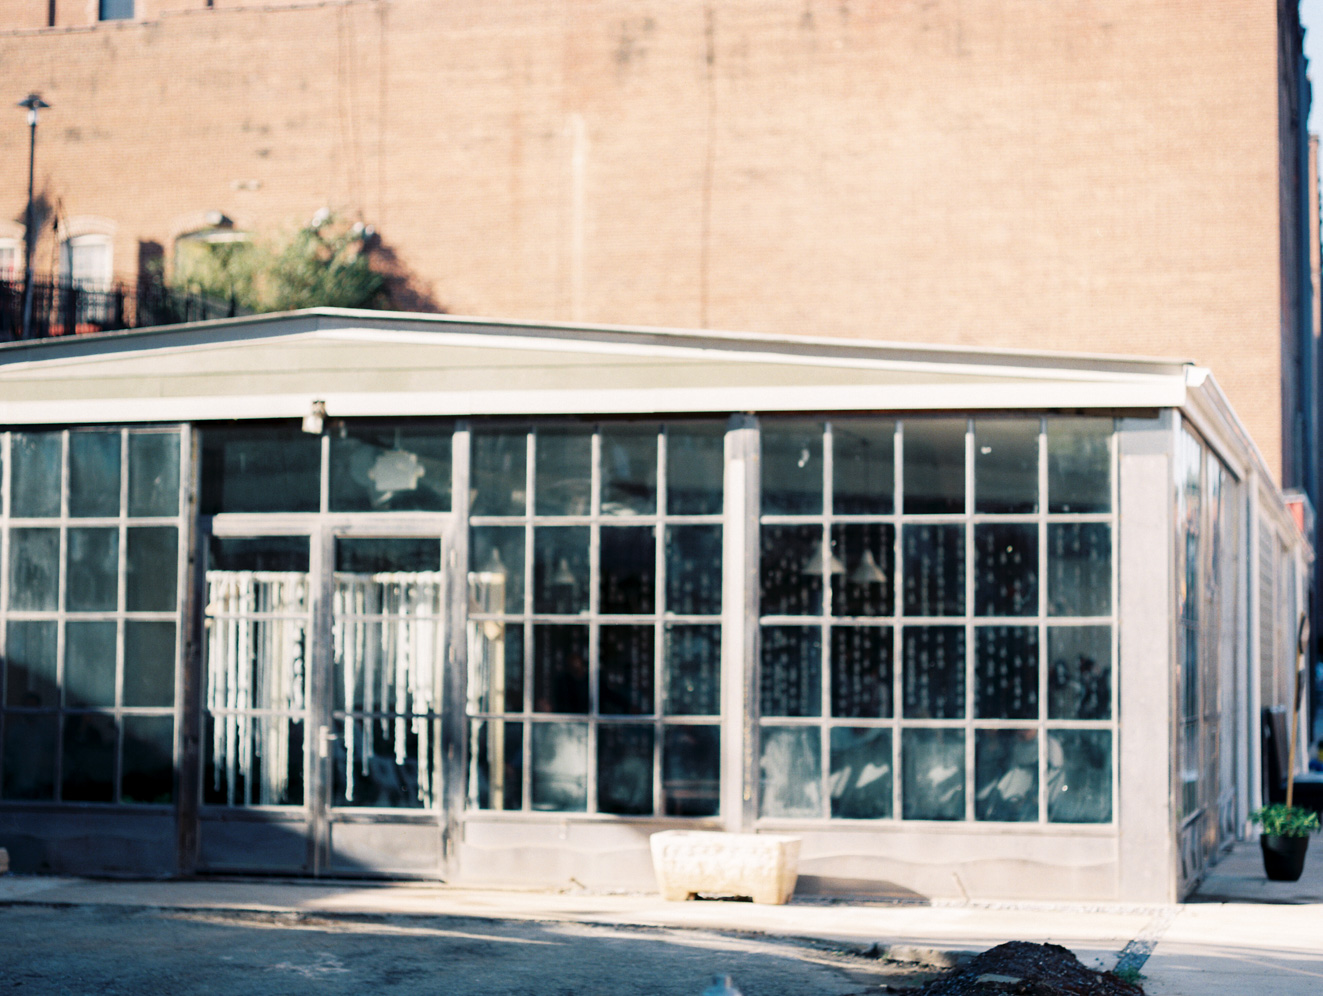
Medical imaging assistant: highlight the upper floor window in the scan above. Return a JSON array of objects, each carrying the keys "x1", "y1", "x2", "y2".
[{"x1": 99, "y1": 0, "x2": 133, "y2": 20}]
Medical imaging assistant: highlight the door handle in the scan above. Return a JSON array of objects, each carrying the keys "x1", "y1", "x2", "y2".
[{"x1": 318, "y1": 725, "x2": 341, "y2": 759}]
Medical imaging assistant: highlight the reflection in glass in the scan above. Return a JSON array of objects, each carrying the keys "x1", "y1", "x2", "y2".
[
  {"x1": 199, "y1": 426, "x2": 321, "y2": 514},
  {"x1": 467, "y1": 621, "x2": 524, "y2": 714},
  {"x1": 600, "y1": 625, "x2": 655, "y2": 715},
  {"x1": 332, "y1": 716, "x2": 438, "y2": 808},
  {"x1": 975, "y1": 729, "x2": 1038, "y2": 821},
  {"x1": 126, "y1": 526, "x2": 179, "y2": 611},
  {"x1": 67, "y1": 527, "x2": 119, "y2": 611},
  {"x1": 974, "y1": 523, "x2": 1037, "y2": 617},
  {"x1": 203, "y1": 715, "x2": 305, "y2": 806},
  {"x1": 902, "y1": 419, "x2": 965, "y2": 514},
  {"x1": 65, "y1": 620, "x2": 117, "y2": 709},
  {"x1": 667, "y1": 422, "x2": 725, "y2": 515},
  {"x1": 834, "y1": 420, "x2": 894, "y2": 515},
  {"x1": 11, "y1": 431, "x2": 61, "y2": 518},
  {"x1": 761, "y1": 525, "x2": 824, "y2": 616},
  {"x1": 760, "y1": 725, "x2": 822, "y2": 817},
  {"x1": 902, "y1": 728, "x2": 964, "y2": 820},
  {"x1": 1048, "y1": 419, "x2": 1111, "y2": 513},
  {"x1": 974, "y1": 419, "x2": 1038, "y2": 514},
  {"x1": 530, "y1": 722, "x2": 587, "y2": 811},
  {"x1": 336, "y1": 537, "x2": 441, "y2": 574},
  {"x1": 329, "y1": 425, "x2": 451, "y2": 512},
  {"x1": 9, "y1": 528, "x2": 60, "y2": 611},
  {"x1": 902, "y1": 524, "x2": 964, "y2": 616},
  {"x1": 468, "y1": 719, "x2": 522, "y2": 810},
  {"x1": 830, "y1": 626, "x2": 892, "y2": 718},
  {"x1": 1048, "y1": 627, "x2": 1111, "y2": 719},
  {"x1": 471, "y1": 427, "x2": 528, "y2": 516},
  {"x1": 598, "y1": 723, "x2": 654, "y2": 814},
  {"x1": 121, "y1": 715, "x2": 174, "y2": 804},
  {"x1": 1048, "y1": 730, "x2": 1112, "y2": 823},
  {"x1": 204, "y1": 563, "x2": 308, "y2": 713},
  {"x1": 666, "y1": 525, "x2": 722, "y2": 615},
  {"x1": 761, "y1": 420, "x2": 823, "y2": 515},
  {"x1": 2, "y1": 713, "x2": 56, "y2": 799},
  {"x1": 535, "y1": 426, "x2": 592, "y2": 516},
  {"x1": 532, "y1": 527, "x2": 589, "y2": 614},
  {"x1": 902, "y1": 626, "x2": 964, "y2": 719},
  {"x1": 128, "y1": 430, "x2": 181, "y2": 517},
  {"x1": 831, "y1": 523, "x2": 894, "y2": 616},
  {"x1": 600, "y1": 424, "x2": 657, "y2": 515},
  {"x1": 664, "y1": 625, "x2": 721, "y2": 715},
  {"x1": 760, "y1": 626, "x2": 821, "y2": 718},
  {"x1": 469, "y1": 527, "x2": 525, "y2": 614},
  {"x1": 69, "y1": 430, "x2": 121, "y2": 518},
  {"x1": 974, "y1": 626, "x2": 1038, "y2": 719},
  {"x1": 1048, "y1": 523, "x2": 1111, "y2": 617},
  {"x1": 532, "y1": 625, "x2": 589, "y2": 713},
  {"x1": 123, "y1": 621, "x2": 177, "y2": 708},
  {"x1": 830, "y1": 727, "x2": 892, "y2": 818},
  {"x1": 5, "y1": 620, "x2": 58, "y2": 707},
  {"x1": 663, "y1": 725, "x2": 720, "y2": 816},
  {"x1": 62, "y1": 712, "x2": 117, "y2": 802},
  {"x1": 207, "y1": 535, "x2": 311, "y2": 573},
  {"x1": 600, "y1": 526, "x2": 656, "y2": 614}
]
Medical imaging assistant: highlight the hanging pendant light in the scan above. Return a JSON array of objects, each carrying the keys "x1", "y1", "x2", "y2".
[
  {"x1": 551, "y1": 556, "x2": 578, "y2": 586},
  {"x1": 849, "y1": 548, "x2": 888, "y2": 585},
  {"x1": 802, "y1": 538, "x2": 845, "y2": 576}
]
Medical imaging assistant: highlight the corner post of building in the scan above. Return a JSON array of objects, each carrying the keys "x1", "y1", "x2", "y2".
[
  {"x1": 175, "y1": 424, "x2": 202, "y2": 875},
  {"x1": 1117, "y1": 412, "x2": 1178, "y2": 902},
  {"x1": 443, "y1": 421, "x2": 472, "y2": 877},
  {"x1": 722, "y1": 415, "x2": 758, "y2": 831}
]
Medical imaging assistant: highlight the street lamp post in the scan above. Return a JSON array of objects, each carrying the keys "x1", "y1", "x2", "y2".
[{"x1": 17, "y1": 93, "x2": 49, "y2": 341}]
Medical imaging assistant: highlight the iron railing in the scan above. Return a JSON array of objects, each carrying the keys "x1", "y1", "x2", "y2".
[{"x1": 0, "y1": 276, "x2": 244, "y2": 341}]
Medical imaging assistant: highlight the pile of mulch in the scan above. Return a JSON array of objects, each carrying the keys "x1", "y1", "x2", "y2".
[{"x1": 910, "y1": 942, "x2": 1145, "y2": 996}]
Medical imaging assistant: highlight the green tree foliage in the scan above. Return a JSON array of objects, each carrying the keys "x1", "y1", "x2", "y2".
[{"x1": 174, "y1": 212, "x2": 386, "y2": 313}]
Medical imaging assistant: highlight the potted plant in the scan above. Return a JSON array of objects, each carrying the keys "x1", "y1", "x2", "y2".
[{"x1": 1251, "y1": 803, "x2": 1320, "y2": 881}]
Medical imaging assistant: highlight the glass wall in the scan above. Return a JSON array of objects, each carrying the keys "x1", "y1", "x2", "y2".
[
  {"x1": 0, "y1": 427, "x2": 185, "y2": 805},
  {"x1": 758, "y1": 417, "x2": 1115, "y2": 823},
  {"x1": 466, "y1": 421, "x2": 725, "y2": 817}
]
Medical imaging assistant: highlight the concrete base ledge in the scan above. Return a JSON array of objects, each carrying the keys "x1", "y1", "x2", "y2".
[{"x1": 650, "y1": 830, "x2": 801, "y2": 905}]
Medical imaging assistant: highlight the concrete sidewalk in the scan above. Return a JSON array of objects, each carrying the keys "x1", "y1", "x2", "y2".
[{"x1": 0, "y1": 840, "x2": 1319, "y2": 995}]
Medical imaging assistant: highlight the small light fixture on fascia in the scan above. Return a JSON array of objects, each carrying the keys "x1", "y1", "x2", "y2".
[
  {"x1": 302, "y1": 399, "x2": 327, "y2": 435},
  {"x1": 848, "y1": 548, "x2": 888, "y2": 585},
  {"x1": 801, "y1": 538, "x2": 845, "y2": 577}
]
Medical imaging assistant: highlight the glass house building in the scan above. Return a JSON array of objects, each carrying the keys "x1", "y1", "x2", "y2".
[{"x1": 0, "y1": 309, "x2": 1309, "y2": 903}]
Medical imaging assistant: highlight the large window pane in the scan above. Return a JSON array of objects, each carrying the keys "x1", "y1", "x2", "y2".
[
  {"x1": 833, "y1": 420, "x2": 894, "y2": 515},
  {"x1": 121, "y1": 715, "x2": 174, "y2": 804},
  {"x1": 974, "y1": 626, "x2": 1038, "y2": 720},
  {"x1": 535, "y1": 427, "x2": 592, "y2": 516},
  {"x1": 532, "y1": 625, "x2": 588, "y2": 714},
  {"x1": 974, "y1": 419, "x2": 1038, "y2": 514},
  {"x1": 69, "y1": 431, "x2": 121, "y2": 518},
  {"x1": 332, "y1": 716, "x2": 438, "y2": 808},
  {"x1": 902, "y1": 524, "x2": 964, "y2": 616},
  {"x1": 532, "y1": 527, "x2": 589, "y2": 614},
  {"x1": 1048, "y1": 419, "x2": 1111, "y2": 513},
  {"x1": 760, "y1": 725, "x2": 822, "y2": 817},
  {"x1": 1048, "y1": 523, "x2": 1111, "y2": 617},
  {"x1": 471, "y1": 428, "x2": 528, "y2": 516},
  {"x1": 760, "y1": 626, "x2": 821, "y2": 718},
  {"x1": 530, "y1": 722, "x2": 587, "y2": 811},
  {"x1": 902, "y1": 420, "x2": 965, "y2": 514},
  {"x1": 467, "y1": 622, "x2": 524, "y2": 714},
  {"x1": 902, "y1": 626, "x2": 964, "y2": 719},
  {"x1": 64, "y1": 620, "x2": 117, "y2": 709},
  {"x1": 62, "y1": 713, "x2": 116, "y2": 802},
  {"x1": 830, "y1": 626, "x2": 892, "y2": 718},
  {"x1": 667, "y1": 423, "x2": 724, "y2": 515},
  {"x1": 973, "y1": 523, "x2": 1037, "y2": 616},
  {"x1": 9, "y1": 528, "x2": 60, "y2": 611},
  {"x1": 597, "y1": 723, "x2": 653, "y2": 815},
  {"x1": 4, "y1": 620, "x2": 58, "y2": 707},
  {"x1": 663, "y1": 625, "x2": 720, "y2": 715},
  {"x1": 126, "y1": 526, "x2": 178, "y2": 611},
  {"x1": 831, "y1": 523, "x2": 894, "y2": 617},
  {"x1": 469, "y1": 527, "x2": 525, "y2": 614},
  {"x1": 468, "y1": 719, "x2": 522, "y2": 810},
  {"x1": 1048, "y1": 626, "x2": 1111, "y2": 720},
  {"x1": 600, "y1": 425, "x2": 657, "y2": 516},
  {"x1": 663, "y1": 725, "x2": 719, "y2": 816},
  {"x1": 901, "y1": 728, "x2": 964, "y2": 820},
  {"x1": 202, "y1": 715, "x2": 305, "y2": 806},
  {"x1": 123, "y1": 621, "x2": 176, "y2": 708},
  {"x1": 600, "y1": 526, "x2": 655, "y2": 614},
  {"x1": 830, "y1": 727, "x2": 892, "y2": 819},
  {"x1": 761, "y1": 524, "x2": 825, "y2": 616},
  {"x1": 67, "y1": 527, "x2": 119, "y2": 612},
  {"x1": 599, "y1": 625, "x2": 654, "y2": 715},
  {"x1": 1048, "y1": 730, "x2": 1112, "y2": 823},
  {"x1": 11, "y1": 431, "x2": 61, "y2": 518},
  {"x1": 761, "y1": 421, "x2": 823, "y2": 515},
  {"x1": 207, "y1": 534, "x2": 310, "y2": 573},
  {"x1": 200, "y1": 426, "x2": 320, "y2": 514},
  {"x1": 2, "y1": 713, "x2": 57, "y2": 799},
  {"x1": 666, "y1": 525, "x2": 722, "y2": 615},
  {"x1": 128, "y1": 431, "x2": 181, "y2": 517},
  {"x1": 975, "y1": 729, "x2": 1038, "y2": 822},
  {"x1": 329, "y1": 426, "x2": 452, "y2": 513}
]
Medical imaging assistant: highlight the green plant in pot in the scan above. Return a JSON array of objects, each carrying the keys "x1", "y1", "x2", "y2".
[{"x1": 1251, "y1": 804, "x2": 1320, "y2": 882}]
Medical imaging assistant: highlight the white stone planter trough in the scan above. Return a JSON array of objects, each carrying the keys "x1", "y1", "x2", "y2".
[{"x1": 649, "y1": 830, "x2": 801, "y2": 904}]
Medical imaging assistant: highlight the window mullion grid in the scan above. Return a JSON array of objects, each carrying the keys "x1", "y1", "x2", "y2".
[
  {"x1": 113, "y1": 428, "x2": 128, "y2": 803},
  {"x1": 653, "y1": 426, "x2": 667, "y2": 816},
  {"x1": 585, "y1": 426, "x2": 601, "y2": 815},
  {"x1": 1037, "y1": 417, "x2": 1049, "y2": 823},
  {"x1": 820, "y1": 421, "x2": 833, "y2": 817},
  {"x1": 892, "y1": 421, "x2": 904, "y2": 821},
  {"x1": 963, "y1": 419, "x2": 975, "y2": 822},
  {"x1": 522, "y1": 428, "x2": 536, "y2": 811},
  {"x1": 54, "y1": 430, "x2": 70, "y2": 802},
  {"x1": 0, "y1": 431, "x2": 8, "y2": 770},
  {"x1": 1109, "y1": 421, "x2": 1120, "y2": 822}
]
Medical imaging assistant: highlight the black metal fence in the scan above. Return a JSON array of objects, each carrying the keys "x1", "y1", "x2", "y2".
[{"x1": 0, "y1": 276, "x2": 244, "y2": 342}]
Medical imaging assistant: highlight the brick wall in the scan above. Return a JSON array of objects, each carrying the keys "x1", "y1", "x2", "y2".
[{"x1": 0, "y1": 0, "x2": 1304, "y2": 478}]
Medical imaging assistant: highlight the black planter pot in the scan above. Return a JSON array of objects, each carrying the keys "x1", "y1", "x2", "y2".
[{"x1": 1261, "y1": 834, "x2": 1310, "y2": 881}]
